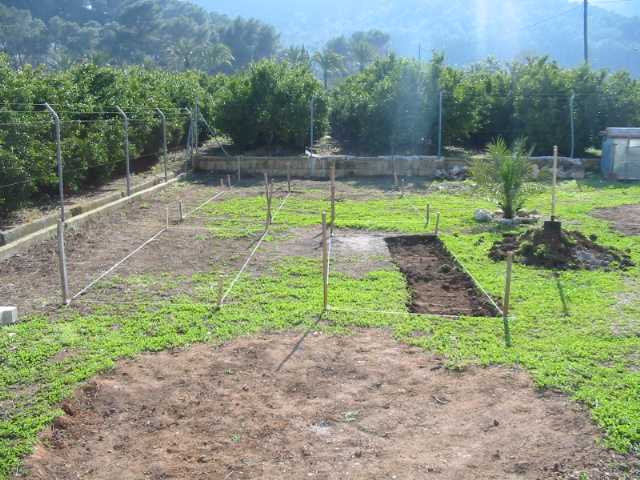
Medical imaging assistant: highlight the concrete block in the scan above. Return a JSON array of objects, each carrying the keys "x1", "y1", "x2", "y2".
[{"x1": 1, "y1": 306, "x2": 18, "y2": 325}]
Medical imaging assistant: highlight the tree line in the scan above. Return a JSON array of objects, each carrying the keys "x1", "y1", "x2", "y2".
[{"x1": 1, "y1": 30, "x2": 640, "y2": 215}]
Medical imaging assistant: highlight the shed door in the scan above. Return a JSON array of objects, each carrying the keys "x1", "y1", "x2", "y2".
[{"x1": 627, "y1": 139, "x2": 640, "y2": 180}]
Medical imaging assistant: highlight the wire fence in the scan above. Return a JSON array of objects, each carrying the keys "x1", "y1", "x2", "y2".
[{"x1": 0, "y1": 104, "x2": 196, "y2": 235}]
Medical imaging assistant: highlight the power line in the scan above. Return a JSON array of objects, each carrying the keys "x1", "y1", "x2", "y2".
[{"x1": 445, "y1": 6, "x2": 583, "y2": 51}]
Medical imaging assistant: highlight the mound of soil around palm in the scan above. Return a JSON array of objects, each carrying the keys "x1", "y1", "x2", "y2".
[{"x1": 489, "y1": 229, "x2": 634, "y2": 270}]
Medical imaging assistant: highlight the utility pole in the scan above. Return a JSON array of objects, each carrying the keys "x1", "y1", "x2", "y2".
[{"x1": 584, "y1": 0, "x2": 589, "y2": 63}]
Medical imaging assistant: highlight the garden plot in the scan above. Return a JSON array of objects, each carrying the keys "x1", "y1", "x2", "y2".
[{"x1": 2, "y1": 175, "x2": 640, "y2": 480}]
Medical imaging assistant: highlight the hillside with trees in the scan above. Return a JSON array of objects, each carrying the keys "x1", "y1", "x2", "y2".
[
  {"x1": 194, "y1": 0, "x2": 640, "y2": 77},
  {"x1": 1, "y1": 0, "x2": 640, "y2": 216}
]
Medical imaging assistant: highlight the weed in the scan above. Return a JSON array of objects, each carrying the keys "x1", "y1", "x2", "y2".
[{"x1": 340, "y1": 410, "x2": 361, "y2": 422}]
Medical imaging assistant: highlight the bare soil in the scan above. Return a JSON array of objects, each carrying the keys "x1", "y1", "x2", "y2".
[
  {"x1": 4, "y1": 179, "x2": 640, "y2": 479},
  {"x1": 19, "y1": 330, "x2": 637, "y2": 480},
  {"x1": 386, "y1": 235, "x2": 498, "y2": 316}
]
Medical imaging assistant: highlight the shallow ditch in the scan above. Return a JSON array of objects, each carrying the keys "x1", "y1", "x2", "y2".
[{"x1": 385, "y1": 234, "x2": 499, "y2": 317}]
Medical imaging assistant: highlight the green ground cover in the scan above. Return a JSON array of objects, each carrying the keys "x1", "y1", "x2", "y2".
[{"x1": 1, "y1": 176, "x2": 640, "y2": 477}]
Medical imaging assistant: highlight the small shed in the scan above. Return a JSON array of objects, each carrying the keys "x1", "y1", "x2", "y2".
[{"x1": 601, "y1": 127, "x2": 640, "y2": 180}]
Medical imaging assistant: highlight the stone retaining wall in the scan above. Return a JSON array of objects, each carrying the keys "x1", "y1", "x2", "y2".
[{"x1": 196, "y1": 155, "x2": 600, "y2": 178}]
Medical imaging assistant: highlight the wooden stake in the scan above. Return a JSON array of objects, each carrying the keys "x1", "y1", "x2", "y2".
[
  {"x1": 400, "y1": 178, "x2": 405, "y2": 197},
  {"x1": 227, "y1": 174, "x2": 231, "y2": 189},
  {"x1": 179, "y1": 201, "x2": 184, "y2": 221},
  {"x1": 220, "y1": 178, "x2": 224, "y2": 187},
  {"x1": 394, "y1": 171, "x2": 399, "y2": 187},
  {"x1": 264, "y1": 173, "x2": 271, "y2": 227},
  {"x1": 330, "y1": 185, "x2": 336, "y2": 236},
  {"x1": 330, "y1": 163, "x2": 336, "y2": 187},
  {"x1": 57, "y1": 220, "x2": 69, "y2": 305},
  {"x1": 270, "y1": 178, "x2": 275, "y2": 198},
  {"x1": 322, "y1": 213, "x2": 328, "y2": 311},
  {"x1": 551, "y1": 145, "x2": 558, "y2": 220},
  {"x1": 425, "y1": 203, "x2": 430, "y2": 227},
  {"x1": 434, "y1": 212, "x2": 441, "y2": 235},
  {"x1": 237, "y1": 156, "x2": 241, "y2": 183},
  {"x1": 286, "y1": 162, "x2": 291, "y2": 193},
  {"x1": 216, "y1": 275, "x2": 225, "y2": 308},
  {"x1": 165, "y1": 207, "x2": 169, "y2": 229},
  {"x1": 503, "y1": 251, "x2": 514, "y2": 348}
]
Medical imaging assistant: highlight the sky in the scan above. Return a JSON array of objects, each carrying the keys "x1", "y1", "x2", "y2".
[
  {"x1": 193, "y1": 0, "x2": 640, "y2": 20},
  {"x1": 569, "y1": 0, "x2": 640, "y2": 16}
]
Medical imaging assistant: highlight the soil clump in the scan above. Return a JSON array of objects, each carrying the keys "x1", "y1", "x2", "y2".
[{"x1": 489, "y1": 228, "x2": 634, "y2": 270}]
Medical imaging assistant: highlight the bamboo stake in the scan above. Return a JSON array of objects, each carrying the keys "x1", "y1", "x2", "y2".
[
  {"x1": 434, "y1": 212, "x2": 441, "y2": 235},
  {"x1": 264, "y1": 173, "x2": 271, "y2": 227},
  {"x1": 57, "y1": 220, "x2": 69, "y2": 305},
  {"x1": 503, "y1": 251, "x2": 514, "y2": 348},
  {"x1": 330, "y1": 185, "x2": 336, "y2": 236},
  {"x1": 322, "y1": 212, "x2": 328, "y2": 311},
  {"x1": 216, "y1": 275, "x2": 225, "y2": 308},
  {"x1": 237, "y1": 156, "x2": 241, "y2": 183},
  {"x1": 286, "y1": 162, "x2": 291, "y2": 193},
  {"x1": 425, "y1": 203, "x2": 430, "y2": 227},
  {"x1": 551, "y1": 145, "x2": 558, "y2": 220},
  {"x1": 400, "y1": 178, "x2": 405, "y2": 197},
  {"x1": 330, "y1": 163, "x2": 336, "y2": 187}
]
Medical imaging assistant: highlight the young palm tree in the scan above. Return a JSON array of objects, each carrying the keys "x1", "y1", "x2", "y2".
[
  {"x1": 281, "y1": 45, "x2": 310, "y2": 67},
  {"x1": 167, "y1": 38, "x2": 201, "y2": 71},
  {"x1": 311, "y1": 49, "x2": 346, "y2": 89},
  {"x1": 469, "y1": 137, "x2": 547, "y2": 219},
  {"x1": 47, "y1": 52, "x2": 77, "y2": 72},
  {"x1": 350, "y1": 40, "x2": 375, "y2": 73},
  {"x1": 202, "y1": 42, "x2": 234, "y2": 75}
]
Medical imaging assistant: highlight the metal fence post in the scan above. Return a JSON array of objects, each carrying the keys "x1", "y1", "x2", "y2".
[
  {"x1": 115, "y1": 106, "x2": 131, "y2": 196},
  {"x1": 194, "y1": 97, "x2": 199, "y2": 162},
  {"x1": 185, "y1": 108, "x2": 194, "y2": 172},
  {"x1": 310, "y1": 96, "x2": 315, "y2": 155},
  {"x1": 570, "y1": 93, "x2": 576, "y2": 159},
  {"x1": 44, "y1": 103, "x2": 65, "y2": 222},
  {"x1": 438, "y1": 91, "x2": 444, "y2": 159},
  {"x1": 156, "y1": 107, "x2": 168, "y2": 182}
]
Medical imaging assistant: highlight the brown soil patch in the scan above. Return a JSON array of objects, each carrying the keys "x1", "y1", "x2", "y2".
[
  {"x1": 591, "y1": 203, "x2": 640, "y2": 237},
  {"x1": 489, "y1": 228, "x2": 634, "y2": 270},
  {"x1": 19, "y1": 330, "x2": 637, "y2": 480},
  {"x1": 386, "y1": 235, "x2": 498, "y2": 316}
]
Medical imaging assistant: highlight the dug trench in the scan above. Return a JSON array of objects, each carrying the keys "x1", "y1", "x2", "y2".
[{"x1": 385, "y1": 234, "x2": 500, "y2": 317}]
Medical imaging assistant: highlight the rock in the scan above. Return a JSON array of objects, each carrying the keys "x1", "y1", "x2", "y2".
[
  {"x1": 530, "y1": 164, "x2": 541, "y2": 179},
  {"x1": 570, "y1": 169, "x2": 586, "y2": 179},
  {"x1": 434, "y1": 169, "x2": 448, "y2": 180},
  {"x1": 514, "y1": 217, "x2": 537, "y2": 225},
  {"x1": 450, "y1": 165, "x2": 468, "y2": 180},
  {"x1": 499, "y1": 218, "x2": 515, "y2": 226},
  {"x1": 516, "y1": 209, "x2": 529, "y2": 217},
  {"x1": 474, "y1": 209, "x2": 493, "y2": 222}
]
